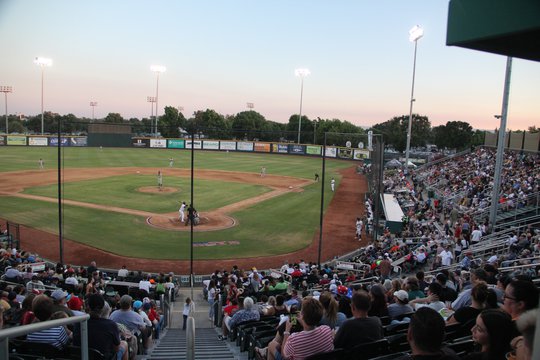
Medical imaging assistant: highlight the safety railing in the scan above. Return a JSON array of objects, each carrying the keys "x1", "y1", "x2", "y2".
[{"x1": 0, "y1": 314, "x2": 90, "y2": 360}]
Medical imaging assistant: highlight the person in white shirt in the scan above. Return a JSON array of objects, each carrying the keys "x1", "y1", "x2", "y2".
[
  {"x1": 471, "y1": 227, "x2": 482, "y2": 243},
  {"x1": 117, "y1": 265, "x2": 129, "y2": 279},
  {"x1": 331, "y1": 178, "x2": 336, "y2": 192},
  {"x1": 139, "y1": 275, "x2": 152, "y2": 295},
  {"x1": 440, "y1": 246, "x2": 454, "y2": 267}
]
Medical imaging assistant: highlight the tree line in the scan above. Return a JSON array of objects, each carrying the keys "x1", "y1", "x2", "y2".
[{"x1": 3, "y1": 108, "x2": 533, "y2": 151}]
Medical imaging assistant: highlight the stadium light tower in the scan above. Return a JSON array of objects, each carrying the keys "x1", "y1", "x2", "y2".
[
  {"x1": 90, "y1": 101, "x2": 98, "y2": 121},
  {"x1": 0, "y1": 86, "x2": 12, "y2": 134},
  {"x1": 295, "y1": 68, "x2": 310, "y2": 144},
  {"x1": 147, "y1": 96, "x2": 156, "y2": 134},
  {"x1": 404, "y1": 25, "x2": 423, "y2": 172},
  {"x1": 34, "y1": 57, "x2": 52, "y2": 134},
  {"x1": 150, "y1": 65, "x2": 166, "y2": 137}
]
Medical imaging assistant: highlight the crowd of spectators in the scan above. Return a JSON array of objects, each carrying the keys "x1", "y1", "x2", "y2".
[{"x1": 0, "y1": 255, "x2": 178, "y2": 359}]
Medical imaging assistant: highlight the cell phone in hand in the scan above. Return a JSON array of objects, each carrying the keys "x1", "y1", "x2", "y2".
[{"x1": 290, "y1": 314, "x2": 297, "y2": 326}]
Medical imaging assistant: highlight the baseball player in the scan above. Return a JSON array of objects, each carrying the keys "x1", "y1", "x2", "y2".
[
  {"x1": 38, "y1": 158, "x2": 44, "y2": 169},
  {"x1": 314, "y1": 173, "x2": 319, "y2": 182},
  {"x1": 260, "y1": 166, "x2": 266, "y2": 177},
  {"x1": 331, "y1": 178, "x2": 335, "y2": 192},
  {"x1": 157, "y1": 170, "x2": 163, "y2": 191},
  {"x1": 355, "y1": 217, "x2": 363, "y2": 240},
  {"x1": 169, "y1": 157, "x2": 174, "y2": 167},
  {"x1": 179, "y1": 201, "x2": 186, "y2": 222}
]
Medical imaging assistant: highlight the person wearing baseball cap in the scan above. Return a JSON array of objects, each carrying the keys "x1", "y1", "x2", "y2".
[
  {"x1": 50, "y1": 289, "x2": 74, "y2": 317},
  {"x1": 388, "y1": 290, "x2": 414, "y2": 320}
]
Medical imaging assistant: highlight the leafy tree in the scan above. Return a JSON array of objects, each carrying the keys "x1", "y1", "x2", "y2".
[
  {"x1": 471, "y1": 129, "x2": 485, "y2": 148},
  {"x1": 528, "y1": 125, "x2": 538, "y2": 133},
  {"x1": 1, "y1": 114, "x2": 24, "y2": 133},
  {"x1": 158, "y1": 106, "x2": 186, "y2": 138},
  {"x1": 104, "y1": 113, "x2": 124, "y2": 123},
  {"x1": 231, "y1": 110, "x2": 268, "y2": 140},
  {"x1": 188, "y1": 109, "x2": 229, "y2": 139},
  {"x1": 372, "y1": 114, "x2": 431, "y2": 152},
  {"x1": 286, "y1": 115, "x2": 311, "y2": 143}
]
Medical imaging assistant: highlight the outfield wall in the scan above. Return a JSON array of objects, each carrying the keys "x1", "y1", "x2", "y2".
[{"x1": 0, "y1": 135, "x2": 371, "y2": 161}]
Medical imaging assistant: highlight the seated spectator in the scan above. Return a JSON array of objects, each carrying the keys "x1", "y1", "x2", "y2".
[
  {"x1": 447, "y1": 282, "x2": 491, "y2": 326},
  {"x1": 511, "y1": 309, "x2": 537, "y2": 360},
  {"x1": 50, "y1": 289, "x2": 74, "y2": 317},
  {"x1": 74, "y1": 293, "x2": 128, "y2": 360},
  {"x1": 410, "y1": 282, "x2": 445, "y2": 312},
  {"x1": 368, "y1": 284, "x2": 389, "y2": 318},
  {"x1": 266, "y1": 295, "x2": 289, "y2": 316},
  {"x1": 26, "y1": 275, "x2": 45, "y2": 292},
  {"x1": 388, "y1": 290, "x2": 414, "y2": 320},
  {"x1": 463, "y1": 309, "x2": 514, "y2": 360},
  {"x1": 334, "y1": 291, "x2": 384, "y2": 349},
  {"x1": 395, "y1": 307, "x2": 459, "y2": 360},
  {"x1": 26, "y1": 295, "x2": 71, "y2": 350},
  {"x1": 318, "y1": 291, "x2": 346, "y2": 329},
  {"x1": 266, "y1": 297, "x2": 333, "y2": 360},
  {"x1": 503, "y1": 279, "x2": 539, "y2": 320},
  {"x1": 405, "y1": 276, "x2": 425, "y2": 301},
  {"x1": 109, "y1": 295, "x2": 151, "y2": 353},
  {"x1": 220, "y1": 297, "x2": 260, "y2": 341},
  {"x1": 436, "y1": 273, "x2": 458, "y2": 303}
]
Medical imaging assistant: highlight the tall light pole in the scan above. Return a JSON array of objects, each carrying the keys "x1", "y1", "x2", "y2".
[
  {"x1": 295, "y1": 68, "x2": 310, "y2": 144},
  {"x1": 34, "y1": 57, "x2": 52, "y2": 135},
  {"x1": 0, "y1": 86, "x2": 12, "y2": 134},
  {"x1": 404, "y1": 25, "x2": 423, "y2": 173},
  {"x1": 147, "y1": 96, "x2": 156, "y2": 134},
  {"x1": 89, "y1": 101, "x2": 97, "y2": 121},
  {"x1": 247, "y1": 102, "x2": 254, "y2": 111},
  {"x1": 150, "y1": 65, "x2": 166, "y2": 138}
]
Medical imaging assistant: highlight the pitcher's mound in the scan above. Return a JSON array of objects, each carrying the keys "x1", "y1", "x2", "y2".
[
  {"x1": 147, "y1": 213, "x2": 236, "y2": 232},
  {"x1": 138, "y1": 186, "x2": 178, "y2": 194}
]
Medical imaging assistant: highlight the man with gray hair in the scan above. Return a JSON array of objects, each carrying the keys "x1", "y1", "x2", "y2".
[{"x1": 223, "y1": 297, "x2": 260, "y2": 338}]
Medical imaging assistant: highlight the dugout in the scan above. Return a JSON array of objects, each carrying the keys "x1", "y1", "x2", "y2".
[
  {"x1": 380, "y1": 193, "x2": 404, "y2": 233},
  {"x1": 87, "y1": 123, "x2": 132, "y2": 147}
]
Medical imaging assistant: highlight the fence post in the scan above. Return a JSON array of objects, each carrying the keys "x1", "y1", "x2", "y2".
[{"x1": 186, "y1": 316, "x2": 195, "y2": 360}]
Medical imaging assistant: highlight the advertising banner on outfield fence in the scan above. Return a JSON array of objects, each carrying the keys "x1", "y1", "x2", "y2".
[
  {"x1": 167, "y1": 139, "x2": 185, "y2": 149},
  {"x1": 132, "y1": 138, "x2": 149, "y2": 148},
  {"x1": 203, "y1": 140, "x2": 219, "y2": 150},
  {"x1": 28, "y1": 137, "x2": 48, "y2": 146},
  {"x1": 338, "y1": 147, "x2": 353, "y2": 160},
  {"x1": 220, "y1": 141, "x2": 236, "y2": 150},
  {"x1": 0, "y1": 136, "x2": 5, "y2": 146},
  {"x1": 185, "y1": 140, "x2": 202, "y2": 149},
  {"x1": 237, "y1": 142, "x2": 254, "y2": 151},
  {"x1": 49, "y1": 137, "x2": 69, "y2": 146},
  {"x1": 7, "y1": 136, "x2": 26, "y2": 146},
  {"x1": 306, "y1": 146, "x2": 321, "y2": 156},
  {"x1": 288, "y1": 144, "x2": 305, "y2": 155},
  {"x1": 353, "y1": 149, "x2": 370, "y2": 160},
  {"x1": 272, "y1": 144, "x2": 288, "y2": 153},
  {"x1": 150, "y1": 139, "x2": 167, "y2": 148},
  {"x1": 254, "y1": 143, "x2": 270, "y2": 152},
  {"x1": 70, "y1": 137, "x2": 87, "y2": 146},
  {"x1": 325, "y1": 147, "x2": 337, "y2": 158}
]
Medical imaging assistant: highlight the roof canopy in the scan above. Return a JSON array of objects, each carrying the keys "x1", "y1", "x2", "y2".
[{"x1": 446, "y1": 0, "x2": 540, "y2": 62}]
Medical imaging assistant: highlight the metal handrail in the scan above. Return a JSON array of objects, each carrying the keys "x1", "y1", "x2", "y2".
[{"x1": 0, "y1": 314, "x2": 90, "y2": 360}]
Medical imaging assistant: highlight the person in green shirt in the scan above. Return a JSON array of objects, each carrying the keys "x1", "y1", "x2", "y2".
[{"x1": 405, "y1": 276, "x2": 426, "y2": 301}]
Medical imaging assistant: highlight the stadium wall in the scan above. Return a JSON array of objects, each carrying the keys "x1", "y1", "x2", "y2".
[{"x1": 0, "y1": 135, "x2": 371, "y2": 161}]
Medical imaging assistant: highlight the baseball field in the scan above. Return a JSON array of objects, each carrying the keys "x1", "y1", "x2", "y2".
[{"x1": 0, "y1": 146, "x2": 368, "y2": 273}]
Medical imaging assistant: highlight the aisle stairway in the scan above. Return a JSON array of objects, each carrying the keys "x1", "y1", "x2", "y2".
[
  {"x1": 141, "y1": 287, "x2": 247, "y2": 360},
  {"x1": 146, "y1": 328, "x2": 235, "y2": 360}
]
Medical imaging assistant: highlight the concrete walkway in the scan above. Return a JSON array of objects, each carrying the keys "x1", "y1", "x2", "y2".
[{"x1": 171, "y1": 287, "x2": 214, "y2": 329}]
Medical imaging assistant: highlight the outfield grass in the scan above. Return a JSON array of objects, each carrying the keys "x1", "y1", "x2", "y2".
[{"x1": 0, "y1": 146, "x2": 353, "y2": 259}]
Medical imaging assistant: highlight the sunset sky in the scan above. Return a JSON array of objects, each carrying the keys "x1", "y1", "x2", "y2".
[{"x1": 0, "y1": 0, "x2": 538, "y2": 130}]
